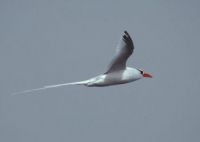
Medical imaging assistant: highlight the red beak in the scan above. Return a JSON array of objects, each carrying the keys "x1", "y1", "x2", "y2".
[{"x1": 143, "y1": 72, "x2": 152, "y2": 78}]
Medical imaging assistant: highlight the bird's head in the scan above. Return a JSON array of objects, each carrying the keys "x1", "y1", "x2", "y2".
[{"x1": 138, "y1": 69, "x2": 152, "y2": 78}]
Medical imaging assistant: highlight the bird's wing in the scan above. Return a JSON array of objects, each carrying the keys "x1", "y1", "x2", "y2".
[{"x1": 105, "y1": 31, "x2": 134, "y2": 74}]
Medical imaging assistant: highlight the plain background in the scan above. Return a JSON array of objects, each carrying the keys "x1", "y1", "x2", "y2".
[{"x1": 0, "y1": 0, "x2": 200, "y2": 142}]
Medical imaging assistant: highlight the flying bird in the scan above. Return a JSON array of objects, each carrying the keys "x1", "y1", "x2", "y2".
[{"x1": 12, "y1": 31, "x2": 152, "y2": 95}]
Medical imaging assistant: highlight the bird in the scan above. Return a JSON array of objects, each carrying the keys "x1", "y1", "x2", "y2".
[{"x1": 12, "y1": 31, "x2": 152, "y2": 95}]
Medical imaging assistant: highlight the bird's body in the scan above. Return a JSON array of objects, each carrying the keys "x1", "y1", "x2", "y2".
[
  {"x1": 75, "y1": 67, "x2": 142, "y2": 87},
  {"x1": 12, "y1": 31, "x2": 152, "y2": 95}
]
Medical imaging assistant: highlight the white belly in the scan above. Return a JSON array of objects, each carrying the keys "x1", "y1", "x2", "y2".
[{"x1": 86, "y1": 67, "x2": 142, "y2": 87}]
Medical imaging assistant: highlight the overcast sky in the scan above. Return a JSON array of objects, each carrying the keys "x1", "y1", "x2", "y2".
[{"x1": 0, "y1": 0, "x2": 200, "y2": 142}]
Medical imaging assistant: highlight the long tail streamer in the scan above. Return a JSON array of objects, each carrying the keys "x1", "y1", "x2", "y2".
[{"x1": 11, "y1": 81, "x2": 88, "y2": 96}]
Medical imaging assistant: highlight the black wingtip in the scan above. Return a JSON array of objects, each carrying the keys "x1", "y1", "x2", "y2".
[
  {"x1": 123, "y1": 30, "x2": 131, "y2": 40},
  {"x1": 123, "y1": 31, "x2": 131, "y2": 39},
  {"x1": 122, "y1": 30, "x2": 134, "y2": 51},
  {"x1": 124, "y1": 30, "x2": 128, "y2": 35}
]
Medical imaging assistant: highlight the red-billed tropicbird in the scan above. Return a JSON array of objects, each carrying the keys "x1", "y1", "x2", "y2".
[{"x1": 12, "y1": 31, "x2": 152, "y2": 95}]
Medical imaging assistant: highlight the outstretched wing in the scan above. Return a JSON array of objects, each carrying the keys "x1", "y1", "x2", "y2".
[{"x1": 105, "y1": 31, "x2": 134, "y2": 74}]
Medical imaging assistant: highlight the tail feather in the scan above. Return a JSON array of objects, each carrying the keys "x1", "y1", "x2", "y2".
[{"x1": 11, "y1": 80, "x2": 89, "y2": 96}]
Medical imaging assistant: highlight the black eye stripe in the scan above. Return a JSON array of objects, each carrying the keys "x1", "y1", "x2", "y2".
[{"x1": 138, "y1": 69, "x2": 143, "y2": 74}]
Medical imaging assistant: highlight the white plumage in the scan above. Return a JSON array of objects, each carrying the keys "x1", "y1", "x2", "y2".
[{"x1": 12, "y1": 31, "x2": 152, "y2": 95}]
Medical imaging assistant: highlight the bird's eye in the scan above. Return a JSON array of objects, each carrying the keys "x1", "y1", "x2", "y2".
[{"x1": 138, "y1": 69, "x2": 143, "y2": 74}]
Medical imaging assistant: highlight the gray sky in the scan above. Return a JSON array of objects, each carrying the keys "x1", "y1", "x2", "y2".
[{"x1": 1, "y1": 0, "x2": 200, "y2": 142}]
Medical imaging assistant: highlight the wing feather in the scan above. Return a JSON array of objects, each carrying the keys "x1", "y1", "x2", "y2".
[{"x1": 105, "y1": 31, "x2": 134, "y2": 73}]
